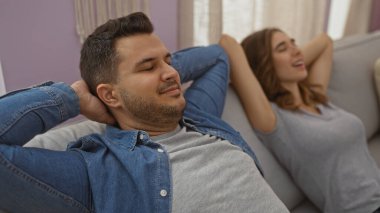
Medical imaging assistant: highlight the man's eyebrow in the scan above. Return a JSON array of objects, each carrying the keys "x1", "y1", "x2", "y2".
[
  {"x1": 135, "y1": 52, "x2": 172, "y2": 67},
  {"x1": 163, "y1": 53, "x2": 172, "y2": 62},
  {"x1": 136, "y1": 57, "x2": 156, "y2": 67}
]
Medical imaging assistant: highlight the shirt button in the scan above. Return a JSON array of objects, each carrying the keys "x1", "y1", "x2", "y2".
[
  {"x1": 139, "y1": 134, "x2": 144, "y2": 140},
  {"x1": 160, "y1": 189, "x2": 167, "y2": 197},
  {"x1": 157, "y1": 148, "x2": 164, "y2": 153}
]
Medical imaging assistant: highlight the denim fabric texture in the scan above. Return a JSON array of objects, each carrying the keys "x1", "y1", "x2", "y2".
[
  {"x1": 0, "y1": 82, "x2": 91, "y2": 213},
  {"x1": 0, "y1": 45, "x2": 261, "y2": 213}
]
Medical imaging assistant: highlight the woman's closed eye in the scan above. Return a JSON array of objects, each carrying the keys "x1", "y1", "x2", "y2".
[
  {"x1": 275, "y1": 44, "x2": 287, "y2": 52},
  {"x1": 278, "y1": 46, "x2": 287, "y2": 52}
]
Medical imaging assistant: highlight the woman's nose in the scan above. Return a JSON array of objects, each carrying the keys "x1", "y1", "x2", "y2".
[{"x1": 291, "y1": 46, "x2": 301, "y2": 56}]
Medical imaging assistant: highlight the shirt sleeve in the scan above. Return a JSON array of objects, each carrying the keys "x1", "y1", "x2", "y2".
[
  {"x1": 171, "y1": 45, "x2": 230, "y2": 117},
  {"x1": 0, "y1": 81, "x2": 80, "y2": 146}
]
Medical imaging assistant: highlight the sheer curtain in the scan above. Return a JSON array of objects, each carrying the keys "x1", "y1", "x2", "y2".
[
  {"x1": 179, "y1": 0, "x2": 328, "y2": 48},
  {"x1": 343, "y1": 0, "x2": 373, "y2": 36},
  {"x1": 74, "y1": 0, "x2": 150, "y2": 43},
  {"x1": 327, "y1": 0, "x2": 377, "y2": 40}
]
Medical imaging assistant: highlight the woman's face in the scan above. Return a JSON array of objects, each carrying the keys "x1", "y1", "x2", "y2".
[{"x1": 271, "y1": 31, "x2": 307, "y2": 85}]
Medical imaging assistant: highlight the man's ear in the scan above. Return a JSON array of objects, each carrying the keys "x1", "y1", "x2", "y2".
[{"x1": 96, "y1": 83, "x2": 122, "y2": 108}]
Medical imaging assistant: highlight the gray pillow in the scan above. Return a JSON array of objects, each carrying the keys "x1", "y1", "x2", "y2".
[{"x1": 24, "y1": 119, "x2": 106, "y2": 150}]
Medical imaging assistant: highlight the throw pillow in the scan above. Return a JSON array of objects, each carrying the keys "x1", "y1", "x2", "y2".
[{"x1": 374, "y1": 58, "x2": 380, "y2": 101}]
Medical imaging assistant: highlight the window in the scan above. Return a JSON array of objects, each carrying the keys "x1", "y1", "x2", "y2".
[
  {"x1": 188, "y1": 0, "x2": 327, "y2": 47},
  {"x1": 327, "y1": 0, "x2": 351, "y2": 40}
]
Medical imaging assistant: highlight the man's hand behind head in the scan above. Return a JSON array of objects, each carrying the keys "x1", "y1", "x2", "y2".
[{"x1": 71, "y1": 80, "x2": 116, "y2": 125}]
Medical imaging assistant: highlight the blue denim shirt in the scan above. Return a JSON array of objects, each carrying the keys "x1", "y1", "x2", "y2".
[{"x1": 0, "y1": 45, "x2": 261, "y2": 213}]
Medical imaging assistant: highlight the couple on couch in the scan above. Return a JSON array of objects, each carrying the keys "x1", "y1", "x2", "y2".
[{"x1": 1, "y1": 12, "x2": 380, "y2": 213}]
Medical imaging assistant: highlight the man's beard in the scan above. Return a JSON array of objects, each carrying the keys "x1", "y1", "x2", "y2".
[{"x1": 119, "y1": 89, "x2": 184, "y2": 125}]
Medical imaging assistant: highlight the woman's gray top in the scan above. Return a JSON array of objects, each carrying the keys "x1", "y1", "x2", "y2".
[{"x1": 255, "y1": 103, "x2": 380, "y2": 213}]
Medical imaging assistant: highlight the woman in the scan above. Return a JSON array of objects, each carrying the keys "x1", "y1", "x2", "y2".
[{"x1": 219, "y1": 29, "x2": 380, "y2": 213}]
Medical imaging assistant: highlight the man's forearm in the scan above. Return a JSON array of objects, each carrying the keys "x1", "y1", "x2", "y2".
[
  {"x1": 0, "y1": 82, "x2": 79, "y2": 146},
  {"x1": 172, "y1": 45, "x2": 229, "y2": 83},
  {"x1": 174, "y1": 44, "x2": 230, "y2": 117}
]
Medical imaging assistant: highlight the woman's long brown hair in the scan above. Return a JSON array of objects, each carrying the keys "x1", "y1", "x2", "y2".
[{"x1": 241, "y1": 28, "x2": 327, "y2": 110}]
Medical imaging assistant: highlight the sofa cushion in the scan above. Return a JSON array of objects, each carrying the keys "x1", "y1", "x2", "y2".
[
  {"x1": 368, "y1": 133, "x2": 380, "y2": 166},
  {"x1": 222, "y1": 87, "x2": 305, "y2": 210},
  {"x1": 291, "y1": 199, "x2": 320, "y2": 213},
  {"x1": 328, "y1": 31, "x2": 380, "y2": 140},
  {"x1": 25, "y1": 120, "x2": 106, "y2": 150},
  {"x1": 374, "y1": 58, "x2": 380, "y2": 106}
]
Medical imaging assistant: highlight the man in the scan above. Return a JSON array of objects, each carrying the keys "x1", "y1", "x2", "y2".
[{"x1": 0, "y1": 12, "x2": 288, "y2": 212}]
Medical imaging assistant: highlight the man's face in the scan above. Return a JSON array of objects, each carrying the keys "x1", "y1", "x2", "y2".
[{"x1": 113, "y1": 34, "x2": 185, "y2": 125}]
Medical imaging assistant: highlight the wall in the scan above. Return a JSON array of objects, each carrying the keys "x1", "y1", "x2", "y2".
[
  {"x1": 370, "y1": 0, "x2": 380, "y2": 32},
  {"x1": 0, "y1": 0, "x2": 178, "y2": 92},
  {"x1": 150, "y1": 0, "x2": 178, "y2": 52}
]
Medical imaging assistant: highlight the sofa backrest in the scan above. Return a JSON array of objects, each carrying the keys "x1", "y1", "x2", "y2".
[
  {"x1": 328, "y1": 31, "x2": 380, "y2": 140},
  {"x1": 222, "y1": 87, "x2": 305, "y2": 209}
]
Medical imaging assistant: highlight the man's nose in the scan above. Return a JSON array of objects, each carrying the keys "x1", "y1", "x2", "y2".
[{"x1": 161, "y1": 63, "x2": 178, "y2": 81}]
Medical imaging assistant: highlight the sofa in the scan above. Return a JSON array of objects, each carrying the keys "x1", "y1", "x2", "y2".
[{"x1": 24, "y1": 31, "x2": 380, "y2": 212}]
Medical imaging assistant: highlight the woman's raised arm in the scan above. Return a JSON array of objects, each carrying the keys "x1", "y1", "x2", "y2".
[
  {"x1": 301, "y1": 33, "x2": 333, "y2": 95},
  {"x1": 219, "y1": 34, "x2": 276, "y2": 133}
]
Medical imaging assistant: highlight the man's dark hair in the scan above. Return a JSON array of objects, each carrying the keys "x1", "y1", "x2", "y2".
[{"x1": 80, "y1": 12, "x2": 154, "y2": 95}]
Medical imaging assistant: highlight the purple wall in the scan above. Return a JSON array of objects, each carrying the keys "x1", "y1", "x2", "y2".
[
  {"x1": 370, "y1": 0, "x2": 380, "y2": 32},
  {"x1": 150, "y1": 0, "x2": 178, "y2": 52},
  {"x1": 0, "y1": 0, "x2": 178, "y2": 92}
]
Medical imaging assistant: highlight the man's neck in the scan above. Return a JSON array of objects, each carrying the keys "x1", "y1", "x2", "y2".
[{"x1": 117, "y1": 117, "x2": 180, "y2": 136}]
